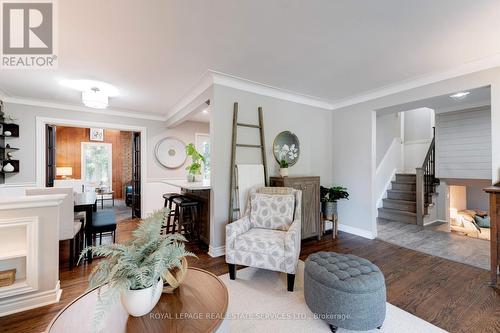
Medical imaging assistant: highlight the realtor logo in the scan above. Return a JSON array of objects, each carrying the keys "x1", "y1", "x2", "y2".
[{"x1": 1, "y1": 0, "x2": 57, "y2": 68}]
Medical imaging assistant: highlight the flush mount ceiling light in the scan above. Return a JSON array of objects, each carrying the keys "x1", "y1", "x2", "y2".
[
  {"x1": 202, "y1": 109, "x2": 209, "y2": 114},
  {"x1": 59, "y1": 79, "x2": 119, "y2": 109},
  {"x1": 449, "y1": 91, "x2": 470, "y2": 100},
  {"x1": 82, "y1": 87, "x2": 108, "y2": 109}
]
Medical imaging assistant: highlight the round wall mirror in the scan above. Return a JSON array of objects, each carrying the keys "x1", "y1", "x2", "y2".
[
  {"x1": 155, "y1": 137, "x2": 187, "y2": 169},
  {"x1": 273, "y1": 131, "x2": 300, "y2": 166}
]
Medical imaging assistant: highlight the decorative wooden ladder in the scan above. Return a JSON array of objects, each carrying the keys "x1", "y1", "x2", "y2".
[{"x1": 228, "y1": 102, "x2": 268, "y2": 223}]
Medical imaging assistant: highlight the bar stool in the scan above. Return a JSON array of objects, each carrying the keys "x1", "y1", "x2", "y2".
[
  {"x1": 171, "y1": 196, "x2": 201, "y2": 241},
  {"x1": 162, "y1": 193, "x2": 181, "y2": 234}
]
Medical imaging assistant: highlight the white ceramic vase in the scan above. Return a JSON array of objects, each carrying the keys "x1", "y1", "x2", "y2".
[
  {"x1": 3, "y1": 163, "x2": 14, "y2": 173},
  {"x1": 279, "y1": 167, "x2": 289, "y2": 177},
  {"x1": 120, "y1": 279, "x2": 163, "y2": 317}
]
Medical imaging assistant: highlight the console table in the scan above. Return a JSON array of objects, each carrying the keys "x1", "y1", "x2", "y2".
[
  {"x1": 484, "y1": 185, "x2": 500, "y2": 287},
  {"x1": 46, "y1": 267, "x2": 228, "y2": 332}
]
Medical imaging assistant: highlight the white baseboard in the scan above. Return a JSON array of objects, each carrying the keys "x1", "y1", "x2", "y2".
[
  {"x1": 338, "y1": 224, "x2": 375, "y2": 240},
  {"x1": 0, "y1": 281, "x2": 61, "y2": 317},
  {"x1": 208, "y1": 245, "x2": 226, "y2": 258}
]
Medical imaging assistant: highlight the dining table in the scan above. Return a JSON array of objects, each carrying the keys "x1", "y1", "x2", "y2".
[{"x1": 73, "y1": 192, "x2": 97, "y2": 262}]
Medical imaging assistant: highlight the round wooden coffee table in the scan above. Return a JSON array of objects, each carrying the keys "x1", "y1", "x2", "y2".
[{"x1": 47, "y1": 268, "x2": 229, "y2": 333}]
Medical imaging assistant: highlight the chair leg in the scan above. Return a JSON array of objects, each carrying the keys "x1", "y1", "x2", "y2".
[
  {"x1": 69, "y1": 238, "x2": 74, "y2": 269},
  {"x1": 329, "y1": 324, "x2": 338, "y2": 333},
  {"x1": 228, "y1": 264, "x2": 236, "y2": 280},
  {"x1": 113, "y1": 230, "x2": 116, "y2": 243},
  {"x1": 287, "y1": 273, "x2": 295, "y2": 292}
]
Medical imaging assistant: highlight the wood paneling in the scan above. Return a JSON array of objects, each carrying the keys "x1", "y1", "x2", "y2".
[
  {"x1": 0, "y1": 219, "x2": 499, "y2": 333},
  {"x1": 436, "y1": 106, "x2": 492, "y2": 179},
  {"x1": 55, "y1": 126, "x2": 132, "y2": 199}
]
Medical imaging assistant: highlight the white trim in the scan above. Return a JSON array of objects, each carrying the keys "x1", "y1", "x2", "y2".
[
  {"x1": 0, "y1": 182, "x2": 37, "y2": 188},
  {"x1": 403, "y1": 139, "x2": 432, "y2": 146},
  {"x1": 4, "y1": 96, "x2": 165, "y2": 121},
  {"x1": 338, "y1": 224, "x2": 375, "y2": 240},
  {"x1": 0, "y1": 194, "x2": 66, "y2": 210},
  {"x1": 376, "y1": 168, "x2": 397, "y2": 208},
  {"x1": 208, "y1": 245, "x2": 226, "y2": 258},
  {"x1": 210, "y1": 70, "x2": 334, "y2": 110},
  {"x1": 0, "y1": 281, "x2": 61, "y2": 317},
  {"x1": 330, "y1": 53, "x2": 500, "y2": 110},
  {"x1": 435, "y1": 100, "x2": 491, "y2": 114},
  {"x1": 35, "y1": 117, "x2": 148, "y2": 218},
  {"x1": 81, "y1": 142, "x2": 113, "y2": 191}
]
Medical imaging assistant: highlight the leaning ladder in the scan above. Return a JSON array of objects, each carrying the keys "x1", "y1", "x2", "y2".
[{"x1": 228, "y1": 102, "x2": 268, "y2": 223}]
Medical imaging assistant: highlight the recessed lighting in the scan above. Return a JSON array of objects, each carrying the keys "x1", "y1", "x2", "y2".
[
  {"x1": 59, "y1": 79, "x2": 119, "y2": 96},
  {"x1": 202, "y1": 109, "x2": 209, "y2": 114},
  {"x1": 449, "y1": 91, "x2": 470, "y2": 100}
]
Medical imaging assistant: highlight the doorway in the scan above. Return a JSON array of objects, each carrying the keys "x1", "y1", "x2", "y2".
[{"x1": 38, "y1": 118, "x2": 146, "y2": 221}]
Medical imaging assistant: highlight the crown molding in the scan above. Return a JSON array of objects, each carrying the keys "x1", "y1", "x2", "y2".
[
  {"x1": 210, "y1": 70, "x2": 334, "y2": 110},
  {"x1": 330, "y1": 53, "x2": 500, "y2": 110},
  {"x1": 3, "y1": 96, "x2": 166, "y2": 121}
]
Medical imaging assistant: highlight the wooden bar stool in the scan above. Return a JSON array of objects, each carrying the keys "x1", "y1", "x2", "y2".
[
  {"x1": 162, "y1": 193, "x2": 181, "y2": 234},
  {"x1": 171, "y1": 196, "x2": 201, "y2": 241}
]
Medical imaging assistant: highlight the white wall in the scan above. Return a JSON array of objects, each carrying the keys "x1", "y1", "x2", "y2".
[
  {"x1": 435, "y1": 106, "x2": 491, "y2": 179},
  {"x1": 376, "y1": 112, "x2": 401, "y2": 167},
  {"x1": 402, "y1": 107, "x2": 434, "y2": 172},
  {"x1": 331, "y1": 66, "x2": 500, "y2": 238},
  {"x1": 1, "y1": 102, "x2": 209, "y2": 217},
  {"x1": 210, "y1": 85, "x2": 333, "y2": 248}
]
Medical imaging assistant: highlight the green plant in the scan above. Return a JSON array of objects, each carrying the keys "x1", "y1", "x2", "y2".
[
  {"x1": 320, "y1": 186, "x2": 349, "y2": 202},
  {"x1": 279, "y1": 159, "x2": 289, "y2": 168},
  {"x1": 79, "y1": 208, "x2": 195, "y2": 329},
  {"x1": 185, "y1": 143, "x2": 206, "y2": 175}
]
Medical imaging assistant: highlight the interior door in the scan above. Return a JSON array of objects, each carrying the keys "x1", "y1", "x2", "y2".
[
  {"x1": 45, "y1": 125, "x2": 56, "y2": 187},
  {"x1": 131, "y1": 132, "x2": 141, "y2": 218}
]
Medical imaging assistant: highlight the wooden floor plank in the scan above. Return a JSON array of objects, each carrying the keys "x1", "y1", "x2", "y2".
[{"x1": 0, "y1": 219, "x2": 498, "y2": 333}]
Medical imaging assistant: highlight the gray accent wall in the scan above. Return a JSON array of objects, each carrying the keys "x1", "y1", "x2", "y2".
[{"x1": 435, "y1": 106, "x2": 491, "y2": 179}]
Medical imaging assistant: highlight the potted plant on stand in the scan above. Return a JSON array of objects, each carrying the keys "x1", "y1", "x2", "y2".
[
  {"x1": 321, "y1": 186, "x2": 349, "y2": 220},
  {"x1": 185, "y1": 143, "x2": 205, "y2": 182},
  {"x1": 79, "y1": 209, "x2": 195, "y2": 329}
]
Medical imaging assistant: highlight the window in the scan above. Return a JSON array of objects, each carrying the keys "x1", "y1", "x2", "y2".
[
  {"x1": 81, "y1": 142, "x2": 112, "y2": 191},
  {"x1": 195, "y1": 133, "x2": 210, "y2": 180}
]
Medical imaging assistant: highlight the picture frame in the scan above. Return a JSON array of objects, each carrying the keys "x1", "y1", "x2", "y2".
[{"x1": 90, "y1": 128, "x2": 104, "y2": 141}]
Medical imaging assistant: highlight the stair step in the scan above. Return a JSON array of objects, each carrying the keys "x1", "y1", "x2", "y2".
[
  {"x1": 387, "y1": 190, "x2": 416, "y2": 201},
  {"x1": 377, "y1": 207, "x2": 416, "y2": 224},
  {"x1": 391, "y1": 181, "x2": 416, "y2": 191},
  {"x1": 382, "y1": 198, "x2": 416, "y2": 213},
  {"x1": 395, "y1": 174, "x2": 416, "y2": 183}
]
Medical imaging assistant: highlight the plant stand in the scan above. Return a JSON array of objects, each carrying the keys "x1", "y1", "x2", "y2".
[{"x1": 321, "y1": 215, "x2": 338, "y2": 239}]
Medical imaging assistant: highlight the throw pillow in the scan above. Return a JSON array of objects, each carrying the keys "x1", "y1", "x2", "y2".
[
  {"x1": 250, "y1": 193, "x2": 295, "y2": 231},
  {"x1": 474, "y1": 215, "x2": 490, "y2": 228}
]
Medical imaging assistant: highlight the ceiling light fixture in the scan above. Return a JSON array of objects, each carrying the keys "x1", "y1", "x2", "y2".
[
  {"x1": 202, "y1": 109, "x2": 209, "y2": 114},
  {"x1": 82, "y1": 87, "x2": 108, "y2": 109},
  {"x1": 449, "y1": 91, "x2": 470, "y2": 100}
]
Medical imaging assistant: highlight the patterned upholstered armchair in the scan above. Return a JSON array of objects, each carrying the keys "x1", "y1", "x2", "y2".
[{"x1": 226, "y1": 187, "x2": 302, "y2": 291}]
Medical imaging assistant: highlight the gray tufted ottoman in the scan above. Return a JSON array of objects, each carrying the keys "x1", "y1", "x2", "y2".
[{"x1": 304, "y1": 252, "x2": 386, "y2": 332}]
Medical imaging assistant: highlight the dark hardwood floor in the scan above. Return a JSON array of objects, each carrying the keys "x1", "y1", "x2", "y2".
[{"x1": 0, "y1": 219, "x2": 499, "y2": 333}]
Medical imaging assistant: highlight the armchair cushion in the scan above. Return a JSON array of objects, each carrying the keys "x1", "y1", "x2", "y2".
[
  {"x1": 235, "y1": 228, "x2": 286, "y2": 256},
  {"x1": 249, "y1": 193, "x2": 295, "y2": 230}
]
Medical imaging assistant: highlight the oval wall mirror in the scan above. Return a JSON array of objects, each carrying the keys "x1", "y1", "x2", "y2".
[
  {"x1": 273, "y1": 131, "x2": 300, "y2": 166},
  {"x1": 155, "y1": 137, "x2": 187, "y2": 169}
]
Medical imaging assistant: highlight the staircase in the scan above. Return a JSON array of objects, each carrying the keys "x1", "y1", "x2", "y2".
[
  {"x1": 378, "y1": 173, "x2": 437, "y2": 225},
  {"x1": 378, "y1": 127, "x2": 439, "y2": 225}
]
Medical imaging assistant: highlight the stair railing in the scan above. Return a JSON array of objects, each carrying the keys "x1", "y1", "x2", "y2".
[{"x1": 415, "y1": 127, "x2": 436, "y2": 226}]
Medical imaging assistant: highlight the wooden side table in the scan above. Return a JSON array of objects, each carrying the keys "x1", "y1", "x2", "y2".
[{"x1": 47, "y1": 267, "x2": 229, "y2": 333}]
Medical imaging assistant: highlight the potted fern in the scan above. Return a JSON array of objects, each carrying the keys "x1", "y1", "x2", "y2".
[
  {"x1": 79, "y1": 209, "x2": 195, "y2": 327},
  {"x1": 185, "y1": 143, "x2": 205, "y2": 182},
  {"x1": 321, "y1": 186, "x2": 349, "y2": 220}
]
